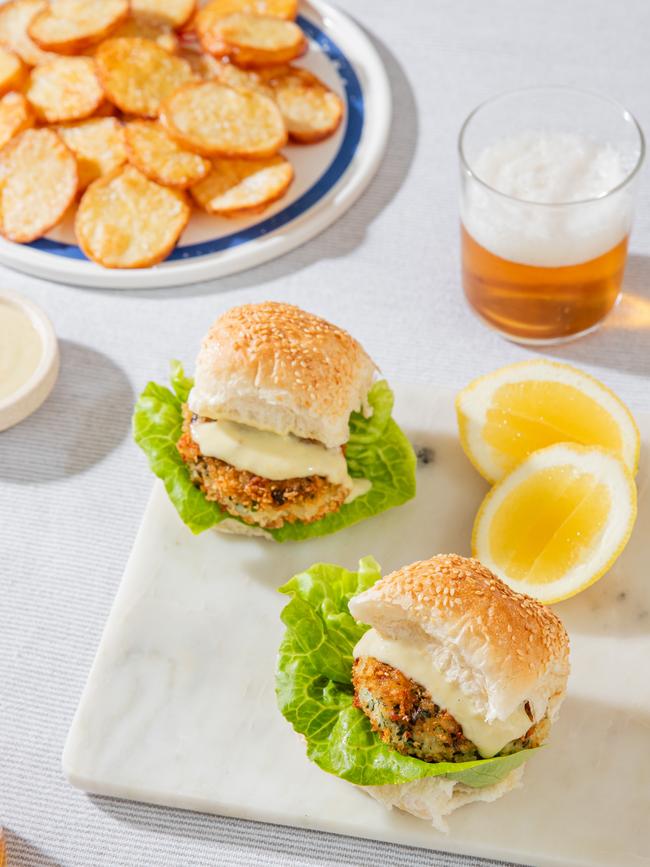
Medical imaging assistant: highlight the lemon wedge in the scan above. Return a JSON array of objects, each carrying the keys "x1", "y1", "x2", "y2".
[
  {"x1": 456, "y1": 360, "x2": 640, "y2": 483},
  {"x1": 472, "y1": 443, "x2": 637, "y2": 603}
]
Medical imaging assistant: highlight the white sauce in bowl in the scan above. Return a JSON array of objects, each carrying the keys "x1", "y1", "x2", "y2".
[{"x1": 0, "y1": 298, "x2": 43, "y2": 401}]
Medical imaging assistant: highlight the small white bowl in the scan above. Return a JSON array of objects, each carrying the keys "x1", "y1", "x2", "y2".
[{"x1": 0, "y1": 289, "x2": 59, "y2": 432}]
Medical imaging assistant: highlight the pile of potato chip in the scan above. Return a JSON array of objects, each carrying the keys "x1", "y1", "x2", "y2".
[{"x1": 0, "y1": 0, "x2": 344, "y2": 268}]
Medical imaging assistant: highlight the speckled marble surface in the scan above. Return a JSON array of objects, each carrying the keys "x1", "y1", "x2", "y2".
[{"x1": 63, "y1": 387, "x2": 650, "y2": 867}]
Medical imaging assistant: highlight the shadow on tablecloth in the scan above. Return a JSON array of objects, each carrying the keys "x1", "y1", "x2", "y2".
[
  {"x1": 539, "y1": 253, "x2": 650, "y2": 380},
  {"x1": 0, "y1": 340, "x2": 133, "y2": 484},
  {"x1": 91, "y1": 796, "x2": 521, "y2": 867},
  {"x1": 3, "y1": 829, "x2": 63, "y2": 867}
]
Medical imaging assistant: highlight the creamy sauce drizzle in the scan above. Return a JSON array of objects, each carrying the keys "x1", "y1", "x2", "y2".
[
  {"x1": 192, "y1": 419, "x2": 370, "y2": 496},
  {"x1": 345, "y1": 477, "x2": 372, "y2": 503},
  {"x1": 0, "y1": 299, "x2": 42, "y2": 401},
  {"x1": 354, "y1": 628, "x2": 532, "y2": 758}
]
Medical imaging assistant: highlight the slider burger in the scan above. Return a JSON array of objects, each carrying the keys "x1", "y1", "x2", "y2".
[
  {"x1": 134, "y1": 302, "x2": 416, "y2": 539},
  {"x1": 178, "y1": 301, "x2": 374, "y2": 530},
  {"x1": 277, "y1": 554, "x2": 569, "y2": 829}
]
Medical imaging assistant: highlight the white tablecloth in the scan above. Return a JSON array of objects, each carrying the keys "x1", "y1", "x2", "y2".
[{"x1": 2, "y1": 1, "x2": 649, "y2": 865}]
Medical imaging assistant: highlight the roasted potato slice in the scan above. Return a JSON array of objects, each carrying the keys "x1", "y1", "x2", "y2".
[
  {"x1": 125, "y1": 119, "x2": 210, "y2": 188},
  {"x1": 214, "y1": 59, "x2": 273, "y2": 96},
  {"x1": 58, "y1": 117, "x2": 127, "y2": 191},
  {"x1": 160, "y1": 80, "x2": 286, "y2": 157},
  {"x1": 131, "y1": 0, "x2": 196, "y2": 29},
  {"x1": 199, "y1": 13, "x2": 306, "y2": 67},
  {"x1": 0, "y1": 0, "x2": 60, "y2": 66},
  {"x1": 195, "y1": 0, "x2": 298, "y2": 38},
  {"x1": 190, "y1": 153, "x2": 292, "y2": 216},
  {"x1": 96, "y1": 38, "x2": 195, "y2": 118},
  {"x1": 0, "y1": 128, "x2": 77, "y2": 242},
  {"x1": 261, "y1": 66, "x2": 343, "y2": 143},
  {"x1": 28, "y1": 0, "x2": 129, "y2": 54},
  {"x1": 75, "y1": 165, "x2": 190, "y2": 268},
  {"x1": 0, "y1": 47, "x2": 27, "y2": 96},
  {"x1": 110, "y1": 14, "x2": 179, "y2": 54},
  {"x1": 26, "y1": 57, "x2": 104, "y2": 123},
  {"x1": 0, "y1": 91, "x2": 34, "y2": 149}
]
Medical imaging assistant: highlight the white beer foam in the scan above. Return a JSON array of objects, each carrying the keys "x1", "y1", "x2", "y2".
[{"x1": 462, "y1": 132, "x2": 634, "y2": 267}]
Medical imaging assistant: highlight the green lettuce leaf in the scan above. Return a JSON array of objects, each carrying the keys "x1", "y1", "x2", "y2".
[
  {"x1": 132, "y1": 363, "x2": 416, "y2": 539},
  {"x1": 132, "y1": 364, "x2": 225, "y2": 533},
  {"x1": 276, "y1": 558, "x2": 537, "y2": 788}
]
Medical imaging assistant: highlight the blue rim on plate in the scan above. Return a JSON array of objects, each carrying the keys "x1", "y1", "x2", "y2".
[{"x1": 28, "y1": 15, "x2": 364, "y2": 264}]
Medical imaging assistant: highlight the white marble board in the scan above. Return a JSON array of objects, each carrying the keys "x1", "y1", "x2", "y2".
[{"x1": 63, "y1": 385, "x2": 650, "y2": 867}]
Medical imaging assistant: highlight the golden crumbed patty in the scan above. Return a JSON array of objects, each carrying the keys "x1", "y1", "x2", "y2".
[
  {"x1": 176, "y1": 405, "x2": 348, "y2": 529},
  {"x1": 352, "y1": 655, "x2": 549, "y2": 763}
]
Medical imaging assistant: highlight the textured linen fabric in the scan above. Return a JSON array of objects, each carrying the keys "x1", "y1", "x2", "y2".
[{"x1": 1, "y1": 0, "x2": 649, "y2": 865}]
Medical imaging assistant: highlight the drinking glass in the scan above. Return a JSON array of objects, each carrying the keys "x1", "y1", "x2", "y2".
[{"x1": 459, "y1": 87, "x2": 645, "y2": 344}]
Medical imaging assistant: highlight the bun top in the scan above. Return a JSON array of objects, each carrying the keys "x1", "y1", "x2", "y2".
[
  {"x1": 188, "y1": 302, "x2": 376, "y2": 448},
  {"x1": 349, "y1": 554, "x2": 570, "y2": 724}
]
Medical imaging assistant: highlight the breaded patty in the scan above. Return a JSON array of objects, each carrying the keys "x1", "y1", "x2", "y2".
[
  {"x1": 176, "y1": 405, "x2": 348, "y2": 529},
  {"x1": 352, "y1": 655, "x2": 549, "y2": 763}
]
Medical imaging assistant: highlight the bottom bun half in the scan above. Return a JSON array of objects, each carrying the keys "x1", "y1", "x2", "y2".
[
  {"x1": 359, "y1": 765, "x2": 525, "y2": 833},
  {"x1": 214, "y1": 518, "x2": 273, "y2": 540}
]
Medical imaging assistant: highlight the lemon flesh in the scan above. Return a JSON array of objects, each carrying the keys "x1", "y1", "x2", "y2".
[
  {"x1": 473, "y1": 443, "x2": 637, "y2": 603},
  {"x1": 484, "y1": 381, "x2": 623, "y2": 477},
  {"x1": 488, "y1": 465, "x2": 611, "y2": 584},
  {"x1": 456, "y1": 360, "x2": 640, "y2": 483}
]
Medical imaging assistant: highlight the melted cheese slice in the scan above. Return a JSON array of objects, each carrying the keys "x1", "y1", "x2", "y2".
[
  {"x1": 191, "y1": 418, "x2": 357, "y2": 488},
  {"x1": 354, "y1": 628, "x2": 532, "y2": 758}
]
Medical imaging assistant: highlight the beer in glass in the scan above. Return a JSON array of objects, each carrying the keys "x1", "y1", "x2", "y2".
[{"x1": 459, "y1": 88, "x2": 644, "y2": 344}]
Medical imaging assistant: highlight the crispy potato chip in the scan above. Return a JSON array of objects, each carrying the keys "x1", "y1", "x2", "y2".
[
  {"x1": 125, "y1": 119, "x2": 210, "y2": 188},
  {"x1": 160, "y1": 80, "x2": 286, "y2": 157},
  {"x1": 28, "y1": 0, "x2": 129, "y2": 54},
  {"x1": 214, "y1": 59, "x2": 273, "y2": 95},
  {"x1": 58, "y1": 117, "x2": 127, "y2": 191},
  {"x1": 190, "y1": 153, "x2": 292, "y2": 216},
  {"x1": 110, "y1": 14, "x2": 179, "y2": 54},
  {"x1": 75, "y1": 164, "x2": 190, "y2": 268},
  {"x1": 96, "y1": 38, "x2": 195, "y2": 118},
  {"x1": 0, "y1": 91, "x2": 34, "y2": 149},
  {"x1": 195, "y1": 0, "x2": 298, "y2": 41},
  {"x1": 26, "y1": 56, "x2": 104, "y2": 123},
  {"x1": 199, "y1": 13, "x2": 306, "y2": 67},
  {"x1": 131, "y1": 0, "x2": 196, "y2": 29},
  {"x1": 261, "y1": 66, "x2": 343, "y2": 143},
  {"x1": 0, "y1": 47, "x2": 27, "y2": 96},
  {"x1": 0, "y1": 128, "x2": 77, "y2": 242},
  {"x1": 0, "y1": 0, "x2": 60, "y2": 65}
]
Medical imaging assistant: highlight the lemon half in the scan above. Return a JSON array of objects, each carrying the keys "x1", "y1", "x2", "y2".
[
  {"x1": 456, "y1": 360, "x2": 640, "y2": 484},
  {"x1": 472, "y1": 443, "x2": 637, "y2": 604}
]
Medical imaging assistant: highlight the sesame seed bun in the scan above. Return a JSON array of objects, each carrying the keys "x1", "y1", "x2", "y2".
[
  {"x1": 348, "y1": 554, "x2": 570, "y2": 726},
  {"x1": 188, "y1": 302, "x2": 376, "y2": 448}
]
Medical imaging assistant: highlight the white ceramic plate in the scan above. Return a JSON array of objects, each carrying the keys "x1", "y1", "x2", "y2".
[
  {"x1": 0, "y1": 0, "x2": 390, "y2": 289},
  {"x1": 63, "y1": 384, "x2": 650, "y2": 867}
]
